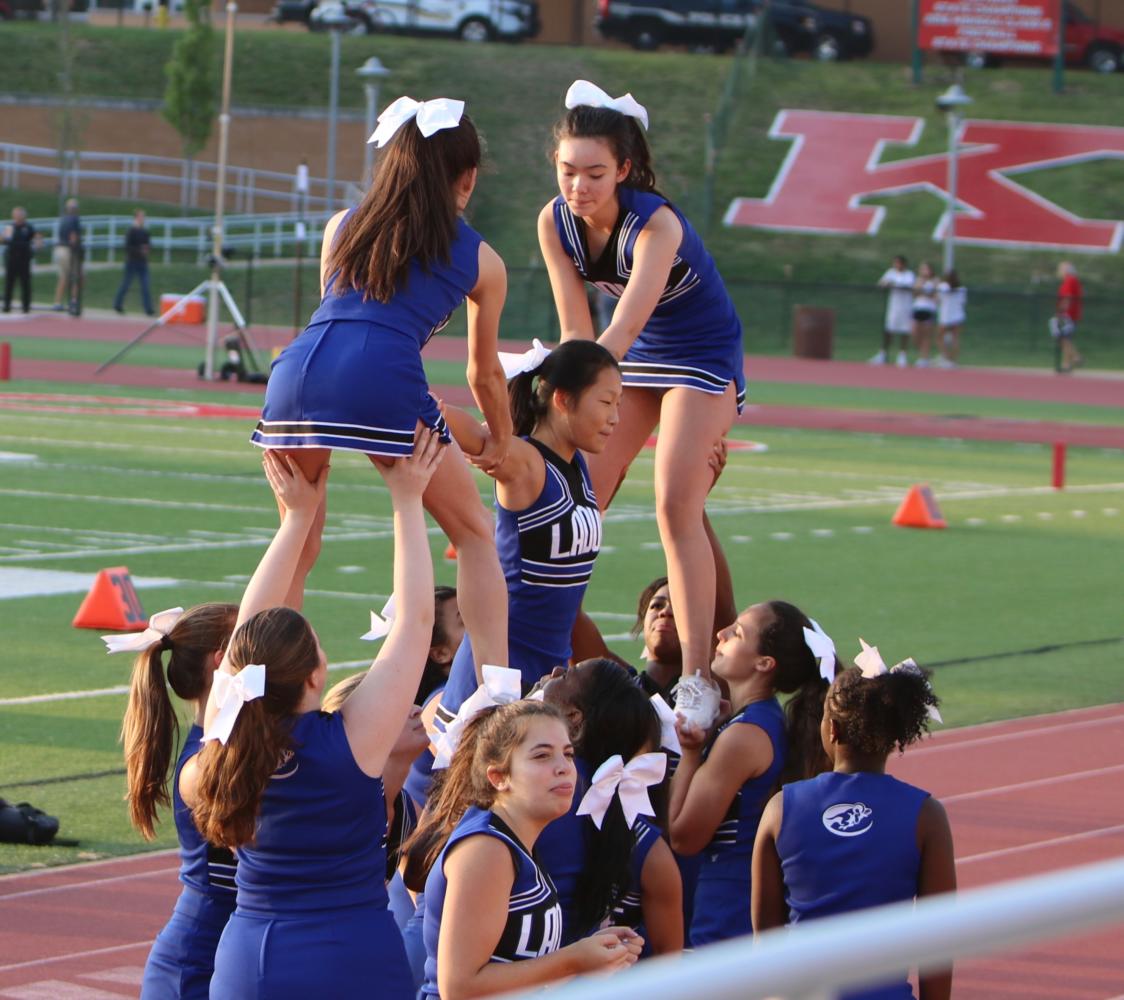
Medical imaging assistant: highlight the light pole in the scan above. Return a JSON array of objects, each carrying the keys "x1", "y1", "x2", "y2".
[
  {"x1": 357, "y1": 56, "x2": 392, "y2": 185},
  {"x1": 320, "y1": 9, "x2": 354, "y2": 210},
  {"x1": 936, "y1": 83, "x2": 972, "y2": 276}
]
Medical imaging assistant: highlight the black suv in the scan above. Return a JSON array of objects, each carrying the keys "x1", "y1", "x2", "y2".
[{"x1": 595, "y1": 0, "x2": 873, "y2": 60}]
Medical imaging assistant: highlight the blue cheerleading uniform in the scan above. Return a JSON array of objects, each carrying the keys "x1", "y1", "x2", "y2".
[
  {"x1": 605, "y1": 817, "x2": 663, "y2": 953},
  {"x1": 421, "y1": 806, "x2": 563, "y2": 999},
  {"x1": 439, "y1": 439, "x2": 601, "y2": 716},
  {"x1": 778, "y1": 772, "x2": 930, "y2": 1000},
  {"x1": 552, "y1": 186, "x2": 745, "y2": 410},
  {"x1": 251, "y1": 214, "x2": 483, "y2": 456},
  {"x1": 141, "y1": 726, "x2": 236, "y2": 1000},
  {"x1": 209, "y1": 711, "x2": 413, "y2": 1000},
  {"x1": 404, "y1": 683, "x2": 445, "y2": 809},
  {"x1": 689, "y1": 696, "x2": 786, "y2": 947}
]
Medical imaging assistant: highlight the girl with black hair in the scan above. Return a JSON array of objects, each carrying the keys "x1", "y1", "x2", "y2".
[
  {"x1": 434, "y1": 339, "x2": 621, "y2": 718},
  {"x1": 631, "y1": 576, "x2": 680, "y2": 704},
  {"x1": 250, "y1": 97, "x2": 509, "y2": 680},
  {"x1": 669, "y1": 601, "x2": 837, "y2": 946},
  {"x1": 118, "y1": 603, "x2": 238, "y2": 999},
  {"x1": 541, "y1": 658, "x2": 684, "y2": 953},
  {"x1": 753, "y1": 658, "x2": 955, "y2": 1000},
  {"x1": 538, "y1": 80, "x2": 744, "y2": 730}
]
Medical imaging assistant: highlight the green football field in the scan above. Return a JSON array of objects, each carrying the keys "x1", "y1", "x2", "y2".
[{"x1": 1, "y1": 376, "x2": 1122, "y2": 872}]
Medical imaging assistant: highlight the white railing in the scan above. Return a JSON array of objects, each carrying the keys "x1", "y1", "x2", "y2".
[
  {"x1": 0, "y1": 142, "x2": 343, "y2": 213},
  {"x1": 505, "y1": 856, "x2": 1124, "y2": 1000},
  {"x1": 25, "y1": 211, "x2": 335, "y2": 264}
]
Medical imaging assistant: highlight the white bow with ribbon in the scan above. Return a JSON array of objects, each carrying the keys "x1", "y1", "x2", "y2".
[
  {"x1": 854, "y1": 639, "x2": 943, "y2": 724},
  {"x1": 802, "y1": 617, "x2": 837, "y2": 684},
  {"x1": 432, "y1": 664, "x2": 523, "y2": 769},
  {"x1": 498, "y1": 338, "x2": 552, "y2": 380},
  {"x1": 577, "y1": 752, "x2": 666, "y2": 829},
  {"x1": 649, "y1": 694, "x2": 681, "y2": 755},
  {"x1": 360, "y1": 594, "x2": 397, "y2": 641},
  {"x1": 368, "y1": 96, "x2": 465, "y2": 148},
  {"x1": 202, "y1": 664, "x2": 267, "y2": 745},
  {"x1": 101, "y1": 607, "x2": 184, "y2": 654},
  {"x1": 564, "y1": 80, "x2": 649, "y2": 131}
]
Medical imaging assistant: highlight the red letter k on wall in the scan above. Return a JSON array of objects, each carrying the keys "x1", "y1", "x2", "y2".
[{"x1": 725, "y1": 110, "x2": 1123, "y2": 252}]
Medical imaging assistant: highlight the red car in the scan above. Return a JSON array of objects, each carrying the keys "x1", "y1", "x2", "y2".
[{"x1": 968, "y1": 1, "x2": 1123, "y2": 73}]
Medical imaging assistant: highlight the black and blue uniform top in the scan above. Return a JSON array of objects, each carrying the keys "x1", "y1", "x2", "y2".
[
  {"x1": 421, "y1": 806, "x2": 563, "y2": 998},
  {"x1": 174, "y1": 724, "x2": 237, "y2": 906},
  {"x1": 234, "y1": 711, "x2": 391, "y2": 916},
  {"x1": 605, "y1": 817, "x2": 663, "y2": 934},
  {"x1": 440, "y1": 439, "x2": 602, "y2": 714},
  {"x1": 778, "y1": 771, "x2": 930, "y2": 1000},
  {"x1": 552, "y1": 185, "x2": 745, "y2": 410},
  {"x1": 703, "y1": 696, "x2": 787, "y2": 857}
]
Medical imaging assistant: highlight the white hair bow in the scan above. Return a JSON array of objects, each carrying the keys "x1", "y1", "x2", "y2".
[
  {"x1": 202, "y1": 664, "x2": 267, "y2": 745},
  {"x1": 802, "y1": 617, "x2": 837, "y2": 684},
  {"x1": 360, "y1": 594, "x2": 397, "y2": 641},
  {"x1": 649, "y1": 694, "x2": 681, "y2": 755},
  {"x1": 577, "y1": 752, "x2": 666, "y2": 829},
  {"x1": 498, "y1": 338, "x2": 552, "y2": 380},
  {"x1": 101, "y1": 607, "x2": 184, "y2": 654},
  {"x1": 565, "y1": 80, "x2": 649, "y2": 131},
  {"x1": 368, "y1": 96, "x2": 465, "y2": 148},
  {"x1": 854, "y1": 639, "x2": 943, "y2": 724},
  {"x1": 432, "y1": 664, "x2": 522, "y2": 769}
]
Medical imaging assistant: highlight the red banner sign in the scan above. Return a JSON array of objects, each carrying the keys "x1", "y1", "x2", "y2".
[{"x1": 917, "y1": 0, "x2": 1061, "y2": 57}]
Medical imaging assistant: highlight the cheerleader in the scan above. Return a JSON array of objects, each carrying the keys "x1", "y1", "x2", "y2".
[
  {"x1": 181, "y1": 435, "x2": 443, "y2": 1000},
  {"x1": 752, "y1": 649, "x2": 955, "y2": 1000},
  {"x1": 669, "y1": 601, "x2": 836, "y2": 946},
  {"x1": 405, "y1": 700, "x2": 643, "y2": 999},
  {"x1": 250, "y1": 96, "x2": 508, "y2": 675},
  {"x1": 117, "y1": 604, "x2": 238, "y2": 999},
  {"x1": 538, "y1": 80, "x2": 745, "y2": 728}
]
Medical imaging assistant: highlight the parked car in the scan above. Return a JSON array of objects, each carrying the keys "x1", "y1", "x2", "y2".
[
  {"x1": 594, "y1": 0, "x2": 872, "y2": 60},
  {"x1": 966, "y1": 1, "x2": 1123, "y2": 73},
  {"x1": 271, "y1": 0, "x2": 316, "y2": 24},
  {"x1": 308, "y1": 0, "x2": 540, "y2": 41},
  {"x1": 0, "y1": 0, "x2": 46, "y2": 19}
]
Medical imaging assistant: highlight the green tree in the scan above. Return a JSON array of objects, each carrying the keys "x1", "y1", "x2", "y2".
[{"x1": 163, "y1": 0, "x2": 216, "y2": 211}]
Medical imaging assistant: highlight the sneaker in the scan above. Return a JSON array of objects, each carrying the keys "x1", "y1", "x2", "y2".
[
  {"x1": 896, "y1": 351, "x2": 908, "y2": 369},
  {"x1": 868, "y1": 350, "x2": 887, "y2": 365},
  {"x1": 914, "y1": 358, "x2": 930, "y2": 368},
  {"x1": 935, "y1": 357, "x2": 957, "y2": 369},
  {"x1": 51, "y1": 303, "x2": 65, "y2": 312},
  {"x1": 674, "y1": 672, "x2": 722, "y2": 730}
]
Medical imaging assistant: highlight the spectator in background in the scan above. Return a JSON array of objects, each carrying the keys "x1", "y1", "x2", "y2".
[
  {"x1": 871, "y1": 255, "x2": 914, "y2": 368},
  {"x1": 2, "y1": 205, "x2": 41, "y2": 315},
  {"x1": 910, "y1": 261, "x2": 938, "y2": 368},
  {"x1": 936, "y1": 269, "x2": 966, "y2": 369},
  {"x1": 114, "y1": 209, "x2": 155, "y2": 317},
  {"x1": 53, "y1": 198, "x2": 83, "y2": 314},
  {"x1": 1053, "y1": 261, "x2": 1084, "y2": 372}
]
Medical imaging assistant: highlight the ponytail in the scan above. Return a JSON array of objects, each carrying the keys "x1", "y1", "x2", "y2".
[
  {"x1": 121, "y1": 602, "x2": 237, "y2": 840},
  {"x1": 828, "y1": 667, "x2": 939, "y2": 756},
  {"x1": 507, "y1": 340, "x2": 619, "y2": 438}
]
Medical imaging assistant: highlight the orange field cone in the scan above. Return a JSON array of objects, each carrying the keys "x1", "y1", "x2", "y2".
[
  {"x1": 72, "y1": 566, "x2": 149, "y2": 631},
  {"x1": 892, "y1": 484, "x2": 947, "y2": 530},
  {"x1": 444, "y1": 542, "x2": 458, "y2": 561}
]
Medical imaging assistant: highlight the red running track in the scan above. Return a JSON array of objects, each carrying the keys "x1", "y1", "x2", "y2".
[{"x1": 0, "y1": 705, "x2": 1121, "y2": 998}]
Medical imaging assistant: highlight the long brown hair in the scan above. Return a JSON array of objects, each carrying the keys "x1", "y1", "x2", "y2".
[
  {"x1": 191, "y1": 607, "x2": 320, "y2": 849},
  {"x1": 324, "y1": 113, "x2": 482, "y2": 304},
  {"x1": 552, "y1": 105, "x2": 658, "y2": 192},
  {"x1": 121, "y1": 603, "x2": 237, "y2": 840},
  {"x1": 402, "y1": 700, "x2": 566, "y2": 891}
]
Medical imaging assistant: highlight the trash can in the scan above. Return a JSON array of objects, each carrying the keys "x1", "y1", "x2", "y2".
[{"x1": 792, "y1": 306, "x2": 834, "y2": 360}]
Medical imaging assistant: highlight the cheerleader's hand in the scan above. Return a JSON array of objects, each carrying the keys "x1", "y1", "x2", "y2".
[
  {"x1": 471, "y1": 429, "x2": 509, "y2": 476},
  {"x1": 262, "y1": 451, "x2": 328, "y2": 518},
  {"x1": 566, "y1": 927, "x2": 643, "y2": 974},
  {"x1": 374, "y1": 428, "x2": 445, "y2": 502},
  {"x1": 708, "y1": 437, "x2": 729, "y2": 488},
  {"x1": 674, "y1": 716, "x2": 708, "y2": 754}
]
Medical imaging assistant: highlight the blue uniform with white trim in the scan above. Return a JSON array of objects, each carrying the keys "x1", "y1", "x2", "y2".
[
  {"x1": 778, "y1": 771, "x2": 930, "y2": 1000},
  {"x1": 689, "y1": 696, "x2": 786, "y2": 947},
  {"x1": 606, "y1": 817, "x2": 663, "y2": 948},
  {"x1": 209, "y1": 711, "x2": 413, "y2": 1000},
  {"x1": 251, "y1": 213, "x2": 482, "y2": 456},
  {"x1": 440, "y1": 439, "x2": 601, "y2": 716},
  {"x1": 141, "y1": 726, "x2": 236, "y2": 1000},
  {"x1": 421, "y1": 806, "x2": 563, "y2": 999},
  {"x1": 552, "y1": 186, "x2": 745, "y2": 410}
]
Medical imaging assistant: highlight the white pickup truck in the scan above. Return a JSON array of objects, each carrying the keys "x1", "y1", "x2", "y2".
[{"x1": 308, "y1": 0, "x2": 541, "y2": 41}]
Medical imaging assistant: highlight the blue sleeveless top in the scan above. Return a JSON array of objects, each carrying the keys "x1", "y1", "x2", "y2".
[
  {"x1": 422, "y1": 807, "x2": 563, "y2": 998},
  {"x1": 308, "y1": 214, "x2": 483, "y2": 349},
  {"x1": 605, "y1": 817, "x2": 662, "y2": 933},
  {"x1": 552, "y1": 186, "x2": 744, "y2": 407},
  {"x1": 174, "y1": 725, "x2": 237, "y2": 905},
  {"x1": 703, "y1": 696, "x2": 787, "y2": 857},
  {"x1": 779, "y1": 772, "x2": 930, "y2": 1000},
  {"x1": 440, "y1": 439, "x2": 601, "y2": 713},
  {"x1": 234, "y1": 711, "x2": 390, "y2": 916}
]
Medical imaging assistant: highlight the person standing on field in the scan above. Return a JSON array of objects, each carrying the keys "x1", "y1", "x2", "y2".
[
  {"x1": 1053, "y1": 261, "x2": 1084, "y2": 373},
  {"x1": 871, "y1": 255, "x2": 915, "y2": 368},
  {"x1": 114, "y1": 209, "x2": 156, "y2": 317}
]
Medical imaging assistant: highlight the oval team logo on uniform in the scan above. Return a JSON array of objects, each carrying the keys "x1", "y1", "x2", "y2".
[
  {"x1": 271, "y1": 747, "x2": 299, "y2": 781},
  {"x1": 822, "y1": 802, "x2": 874, "y2": 837}
]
